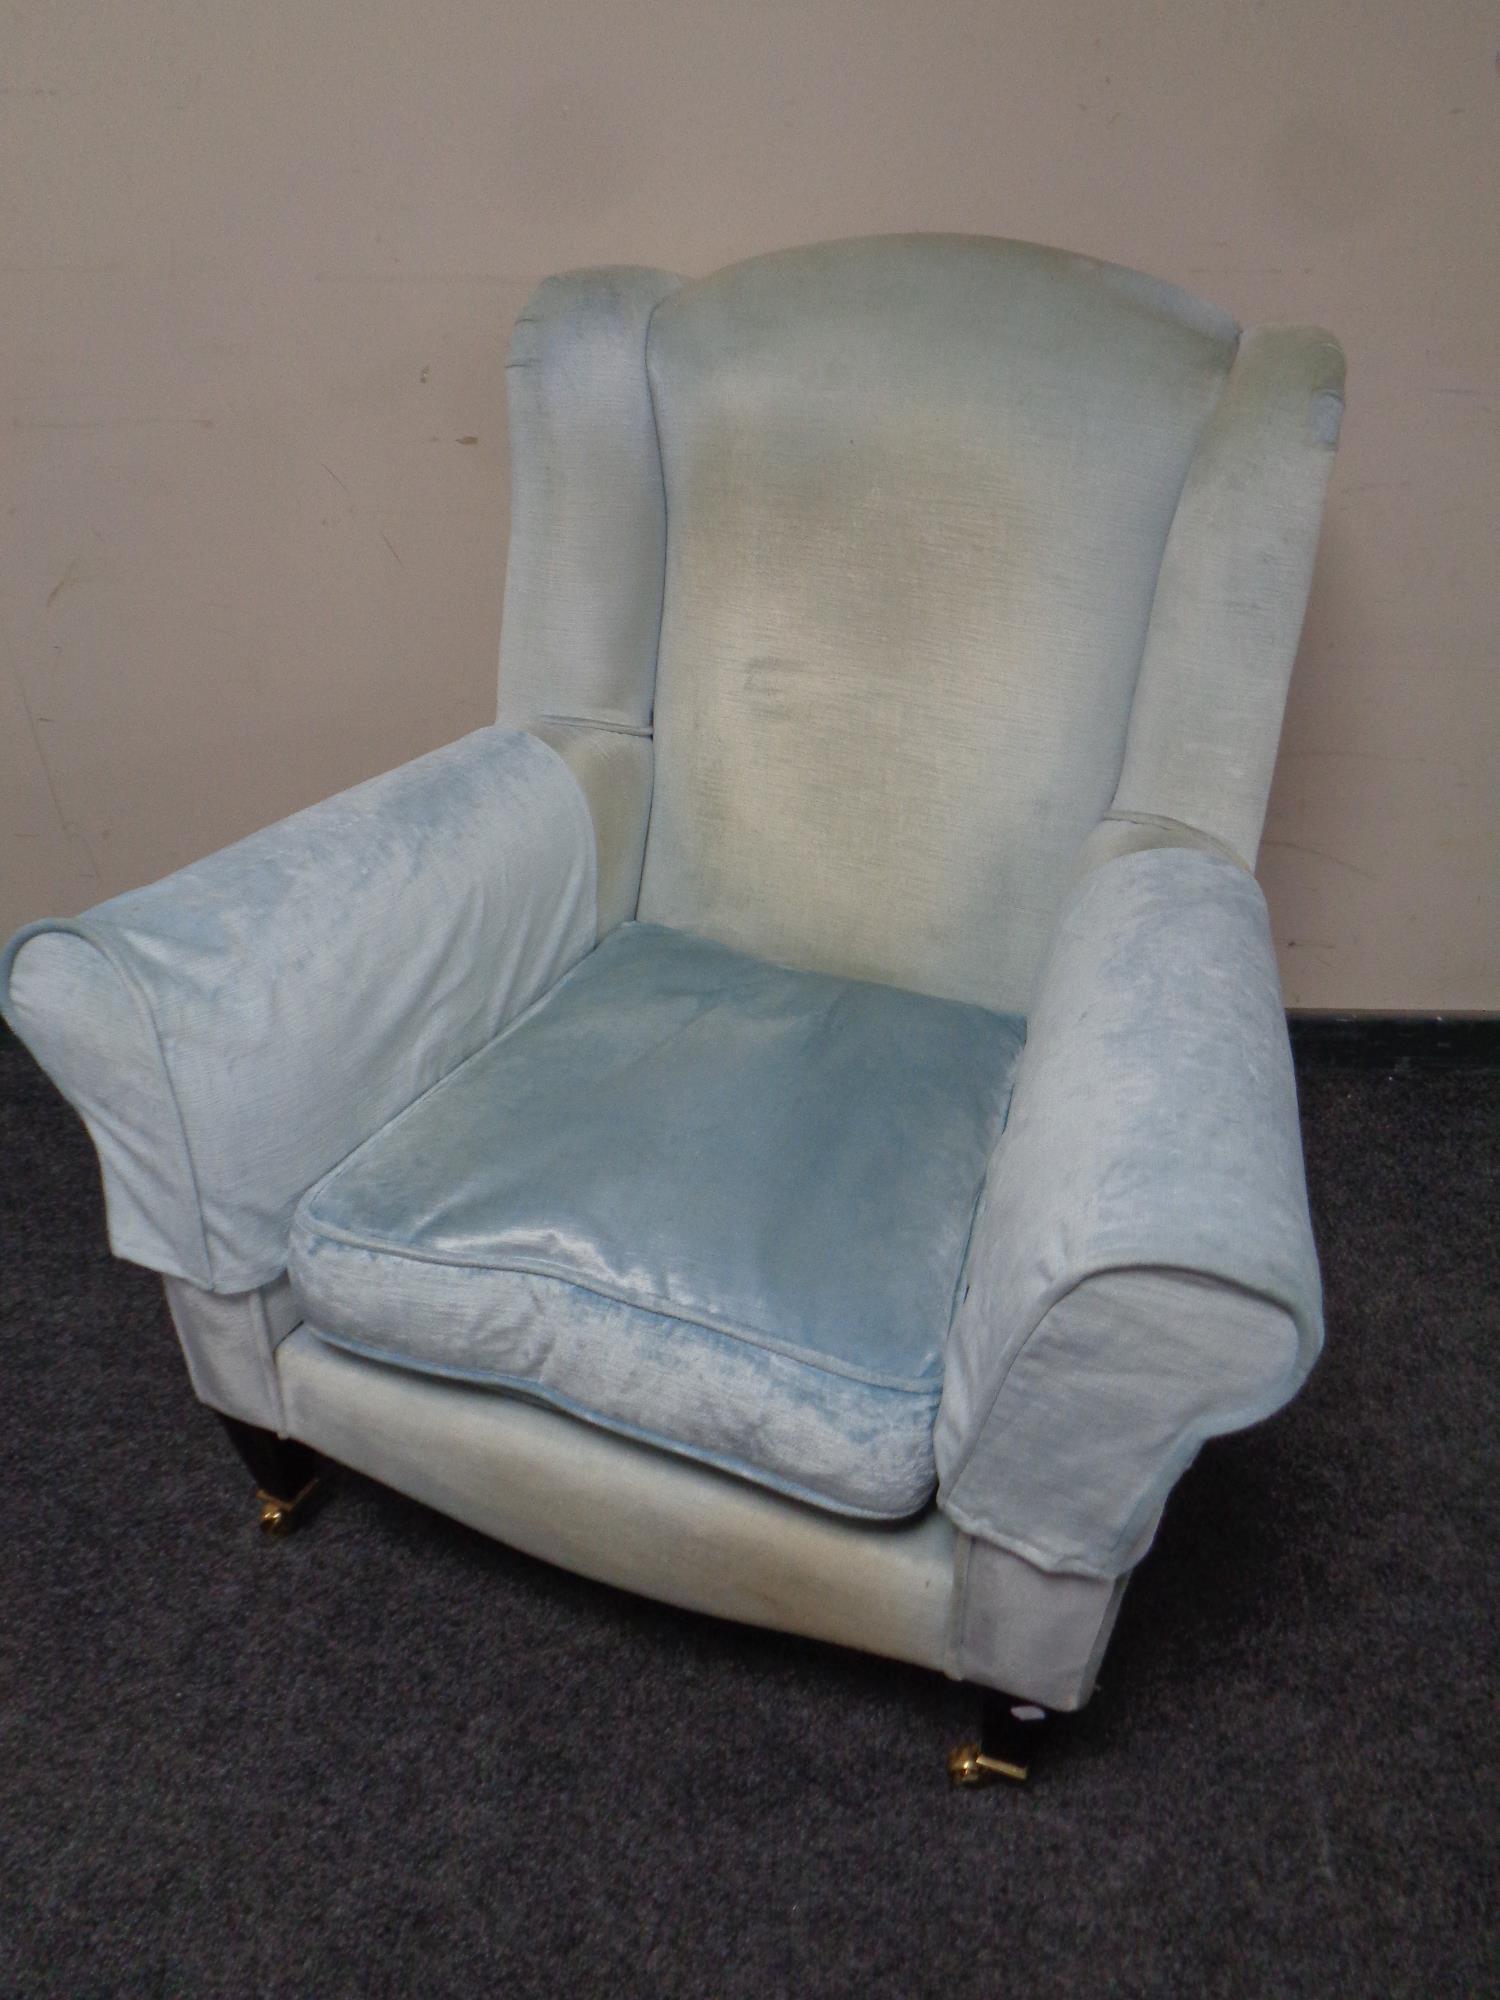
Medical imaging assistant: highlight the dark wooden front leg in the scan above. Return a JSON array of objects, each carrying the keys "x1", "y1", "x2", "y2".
[
  {"x1": 215, "y1": 1413, "x2": 322, "y2": 1536},
  {"x1": 948, "y1": 1688, "x2": 1056, "y2": 1786}
]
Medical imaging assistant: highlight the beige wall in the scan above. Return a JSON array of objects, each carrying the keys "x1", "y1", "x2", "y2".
[{"x1": 3, "y1": 1, "x2": 1496, "y2": 1007}]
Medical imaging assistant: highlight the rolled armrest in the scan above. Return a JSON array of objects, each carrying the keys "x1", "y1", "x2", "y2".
[
  {"x1": 935, "y1": 845, "x2": 1321, "y2": 1578},
  {"x1": 0, "y1": 726, "x2": 595, "y2": 1292}
]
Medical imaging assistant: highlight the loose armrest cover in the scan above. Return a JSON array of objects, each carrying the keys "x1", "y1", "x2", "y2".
[
  {"x1": 935, "y1": 845, "x2": 1322, "y2": 1577},
  {"x1": 0, "y1": 726, "x2": 595, "y2": 1292}
]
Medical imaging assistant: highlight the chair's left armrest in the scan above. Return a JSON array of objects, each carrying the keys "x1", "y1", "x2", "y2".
[
  {"x1": 935, "y1": 844, "x2": 1321, "y2": 1579},
  {"x1": 1, "y1": 726, "x2": 597, "y2": 1294}
]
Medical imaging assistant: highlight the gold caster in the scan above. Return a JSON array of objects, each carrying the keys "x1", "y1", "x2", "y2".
[
  {"x1": 256, "y1": 1478, "x2": 320, "y2": 1538},
  {"x1": 948, "y1": 1695, "x2": 1051, "y2": 1786},
  {"x1": 947, "y1": 1741, "x2": 1030, "y2": 1786}
]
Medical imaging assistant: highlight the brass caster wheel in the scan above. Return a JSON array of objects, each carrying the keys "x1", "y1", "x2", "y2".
[
  {"x1": 255, "y1": 1479, "x2": 319, "y2": 1538},
  {"x1": 947, "y1": 1741, "x2": 1028, "y2": 1788},
  {"x1": 948, "y1": 1692, "x2": 1052, "y2": 1787}
]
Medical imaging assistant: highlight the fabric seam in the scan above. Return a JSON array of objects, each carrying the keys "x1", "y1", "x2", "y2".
[
  {"x1": 294, "y1": 1223, "x2": 946, "y2": 1393},
  {"x1": 1095, "y1": 809, "x2": 1249, "y2": 872},
  {"x1": 538, "y1": 713, "x2": 653, "y2": 740},
  {"x1": 634, "y1": 282, "x2": 675, "y2": 901},
  {"x1": 301, "y1": 1322, "x2": 933, "y2": 1521}
]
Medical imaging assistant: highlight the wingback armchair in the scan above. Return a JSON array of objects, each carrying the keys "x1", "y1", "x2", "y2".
[{"x1": 1, "y1": 236, "x2": 1343, "y2": 1780}]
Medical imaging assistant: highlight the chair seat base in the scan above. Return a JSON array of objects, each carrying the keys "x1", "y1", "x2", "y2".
[{"x1": 267, "y1": 1325, "x2": 1122, "y2": 1711}]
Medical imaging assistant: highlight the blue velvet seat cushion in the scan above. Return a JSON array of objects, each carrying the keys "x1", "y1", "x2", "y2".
[{"x1": 289, "y1": 922, "x2": 1024, "y2": 1518}]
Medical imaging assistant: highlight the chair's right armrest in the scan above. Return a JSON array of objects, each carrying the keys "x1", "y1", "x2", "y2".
[
  {"x1": 935, "y1": 845, "x2": 1322, "y2": 1580},
  {"x1": 1, "y1": 726, "x2": 597, "y2": 1294}
]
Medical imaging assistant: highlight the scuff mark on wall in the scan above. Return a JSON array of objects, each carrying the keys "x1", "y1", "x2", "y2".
[
  {"x1": 10, "y1": 416, "x2": 214, "y2": 431},
  {"x1": 0, "y1": 622, "x2": 100, "y2": 887},
  {"x1": 45, "y1": 556, "x2": 85, "y2": 609},
  {"x1": 1262, "y1": 838, "x2": 1377, "y2": 882}
]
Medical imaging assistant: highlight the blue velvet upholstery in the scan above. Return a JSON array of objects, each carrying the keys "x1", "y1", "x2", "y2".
[{"x1": 290, "y1": 922, "x2": 1024, "y2": 1517}]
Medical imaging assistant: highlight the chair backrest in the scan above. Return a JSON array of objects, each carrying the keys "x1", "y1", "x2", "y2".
[{"x1": 499, "y1": 236, "x2": 1343, "y2": 1013}]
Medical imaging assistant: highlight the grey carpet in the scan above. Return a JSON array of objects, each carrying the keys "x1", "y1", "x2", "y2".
[{"x1": 2, "y1": 1026, "x2": 1496, "y2": 1999}]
